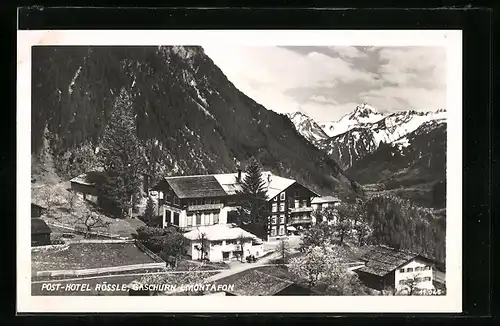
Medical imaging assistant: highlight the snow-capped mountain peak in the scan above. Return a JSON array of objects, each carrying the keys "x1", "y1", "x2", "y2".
[
  {"x1": 286, "y1": 111, "x2": 329, "y2": 144},
  {"x1": 320, "y1": 102, "x2": 386, "y2": 138},
  {"x1": 288, "y1": 103, "x2": 447, "y2": 170}
]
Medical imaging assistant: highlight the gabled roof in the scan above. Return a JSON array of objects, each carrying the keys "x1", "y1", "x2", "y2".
[
  {"x1": 70, "y1": 171, "x2": 106, "y2": 186},
  {"x1": 31, "y1": 219, "x2": 52, "y2": 235},
  {"x1": 160, "y1": 171, "x2": 317, "y2": 201},
  {"x1": 165, "y1": 175, "x2": 227, "y2": 199},
  {"x1": 183, "y1": 223, "x2": 259, "y2": 241},
  {"x1": 311, "y1": 196, "x2": 340, "y2": 204},
  {"x1": 356, "y1": 245, "x2": 417, "y2": 277}
]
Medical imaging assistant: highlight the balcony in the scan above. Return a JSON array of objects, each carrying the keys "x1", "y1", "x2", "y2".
[
  {"x1": 187, "y1": 203, "x2": 224, "y2": 212},
  {"x1": 288, "y1": 216, "x2": 312, "y2": 225},
  {"x1": 289, "y1": 206, "x2": 314, "y2": 214}
]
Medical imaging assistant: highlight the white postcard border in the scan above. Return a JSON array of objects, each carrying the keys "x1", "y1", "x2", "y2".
[{"x1": 17, "y1": 29, "x2": 462, "y2": 313}]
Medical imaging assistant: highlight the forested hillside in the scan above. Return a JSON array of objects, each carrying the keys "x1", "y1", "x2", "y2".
[
  {"x1": 347, "y1": 121, "x2": 447, "y2": 208},
  {"x1": 31, "y1": 46, "x2": 356, "y2": 197}
]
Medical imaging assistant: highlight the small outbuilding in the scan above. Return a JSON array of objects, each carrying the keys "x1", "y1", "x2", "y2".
[{"x1": 31, "y1": 219, "x2": 52, "y2": 246}]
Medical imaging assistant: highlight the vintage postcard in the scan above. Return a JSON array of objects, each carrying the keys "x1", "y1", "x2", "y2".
[{"x1": 18, "y1": 30, "x2": 462, "y2": 313}]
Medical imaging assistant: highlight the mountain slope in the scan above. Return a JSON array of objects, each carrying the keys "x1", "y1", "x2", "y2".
[
  {"x1": 346, "y1": 120, "x2": 447, "y2": 208},
  {"x1": 31, "y1": 46, "x2": 357, "y2": 197}
]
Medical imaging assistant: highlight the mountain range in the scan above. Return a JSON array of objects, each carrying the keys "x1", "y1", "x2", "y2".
[
  {"x1": 287, "y1": 103, "x2": 447, "y2": 208},
  {"x1": 31, "y1": 46, "x2": 359, "y2": 199}
]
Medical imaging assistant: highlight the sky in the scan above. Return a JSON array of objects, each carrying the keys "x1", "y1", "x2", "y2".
[{"x1": 203, "y1": 46, "x2": 446, "y2": 122}]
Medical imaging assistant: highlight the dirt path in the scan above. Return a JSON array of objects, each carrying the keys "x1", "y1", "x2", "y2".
[{"x1": 205, "y1": 251, "x2": 282, "y2": 282}]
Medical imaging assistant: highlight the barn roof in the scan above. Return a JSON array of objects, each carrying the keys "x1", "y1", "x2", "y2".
[
  {"x1": 357, "y1": 245, "x2": 417, "y2": 277},
  {"x1": 31, "y1": 219, "x2": 52, "y2": 235}
]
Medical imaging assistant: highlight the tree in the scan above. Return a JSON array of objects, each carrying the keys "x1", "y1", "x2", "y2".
[
  {"x1": 235, "y1": 157, "x2": 268, "y2": 238},
  {"x1": 97, "y1": 87, "x2": 145, "y2": 217},
  {"x1": 274, "y1": 238, "x2": 291, "y2": 263},
  {"x1": 66, "y1": 189, "x2": 77, "y2": 213},
  {"x1": 288, "y1": 246, "x2": 366, "y2": 295},
  {"x1": 333, "y1": 203, "x2": 357, "y2": 246},
  {"x1": 78, "y1": 208, "x2": 111, "y2": 238},
  {"x1": 194, "y1": 231, "x2": 208, "y2": 261},
  {"x1": 300, "y1": 222, "x2": 335, "y2": 252},
  {"x1": 142, "y1": 196, "x2": 155, "y2": 225},
  {"x1": 352, "y1": 221, "x2": 373, "y2": 247},
  {"x1": 135, "y1": 226, "x2": 189, "y2": 265},
  {"x1": 237, "y1": 233, "x2": 253, "y2": 262},
  {"x1": 41, "y1": 187, "x2": 56, "y2": 212}
]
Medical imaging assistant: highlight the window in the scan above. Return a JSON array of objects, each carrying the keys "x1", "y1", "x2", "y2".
[
  {"x1": 415, "y1": 267, "x2": 423, "y2": 272},
  {"x1": 415, "y1": 277, "x2": 423, "y2": 283},
  {"x1": 406, "y1": 267, "x2": 414, "y2": 272},
  {"x1": 203, "y1": 214, "x2": 210, "y2": 225},
  {"x1": 166, "y1": 193, "x2": 172, "y2": 204},
  {"x1": 424, "y1": 277, "x2": 431, "y2": 281},
  {"x1": 424, "y1": 265, "x2": 431, "y2": 270},
  {"x1": 294, "y1": 191, "x2": 299, "y2": 197},
  {"x1": 301, "y1": 200, "x2": 307, "y2": 207},
  {"x1": 212, "y1": 241, "x2": 222, "y2": 246},
  {"x1": 280, "y1": 192, "x2": 286, "y2": 201},
  {"x1": 196, "y1": 213, "x2": 202, "y2": 225},
  {"x1": 399, "y1": 269, "x2": 405, "y2": 273},
  {"x1": 273, "y1": 196, "x2": 278, "y2": 202},
  {"x1": 317, "y1": 203, "x2": 323, "y2": 211},
  {"x1": 294, "y1": 200, "x2": 299, "y2": 208},
  {"x1": 226, "y1": 240, "x2": 237, "y2": 245},
  {"x1": 272, "y1": 203, "x2": 277, "y2": 212},
  {"x1": 279, "y1": 214, "x2": 285, "y2": 224},
  {"x1": 186, "y1": 215, "x2": 193, "y2": 227},
  {"x1": 213, "y1": 213, "x2": 219, "y2": 224},
  {"x1": 279, "y1": 203, "x2": 285, "y2": 212},
  {"x1": 279, "y1": 225, "x2": 285, "y2": 235},
  {"x1": 174, "y1": 196, "x2": 180, "y2": 206},
  {"x1": 270, "y1": 227, "x2": 277, "y2": 237},
  {"x1": 271, "y1": 215, "x2": 277, "y2": 224},
  {"x1": 196, "y1": 199, "x2": 202, "y2": 205}
]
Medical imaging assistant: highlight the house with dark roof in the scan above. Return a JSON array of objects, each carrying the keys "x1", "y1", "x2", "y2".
[
  {"x1": 70, "y1": 171, "x2": 105, "y2": 204},
  {"x1": 31, "y1": 219, "x2": 52, "y2": 246},
  {"x1": 354, "y1": 245, "x2": 446, "y2": 292},
  {"x1": 151, "y1": 168, "x2": 319, "y2": 242},
  {"x1": 311, "y1": 195, "x2": 341, "y2": 224},
  {"x1": 215, "y1": 267, "x2": 315, "y2": 296},
  {"x1": 31, "y1": 203, "x2": 46, "y2": 218}
]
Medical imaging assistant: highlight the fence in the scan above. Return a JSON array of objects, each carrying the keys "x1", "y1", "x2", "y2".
[
  {"x1": 35, "y1": 262, "x2": 167, "y2": 278},
  {"x1": 47, "y1": 221, "x2": 130, "y2": 240},
  {"x1": 134, "y1": 240, "x2": 165, "y2": 263},
  {"x1": 31, "y1": 243, "x2": 69, "y2": 253}
]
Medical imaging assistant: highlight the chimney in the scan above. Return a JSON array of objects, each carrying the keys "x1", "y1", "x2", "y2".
[{"x1": 236, "y1": 160, "x2": 242, "y2": 182}]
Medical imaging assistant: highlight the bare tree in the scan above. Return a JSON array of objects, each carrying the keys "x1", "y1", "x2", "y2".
[
  {"x1": 78, "y1": 208, "x2": 111, "y2": 238},
  {"x1": 40, "y1": 187, "x2": 55, "y2": 212},
  {"x1": 194, "y1": 231, "x2": 208, "y2": 261},
  {"x1": 274, "y1": 238, "x2": 291, "y2": 263},
  {"x1": 66, "y1": 189, "x2": 77, "y2": 213}
]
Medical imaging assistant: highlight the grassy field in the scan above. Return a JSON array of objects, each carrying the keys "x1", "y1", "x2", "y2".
[{"x1": 31, "y1": 242, "x2": 157, "y2": 274}]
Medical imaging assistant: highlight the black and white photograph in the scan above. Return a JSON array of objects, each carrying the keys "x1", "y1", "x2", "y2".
[{"x1": 18, "y1": 30, "x2": 462, "y2": 313}]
